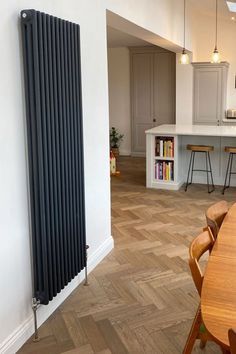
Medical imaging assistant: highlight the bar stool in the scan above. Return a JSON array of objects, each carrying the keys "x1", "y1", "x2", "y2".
[
  {"x1": 185, "y1": 145, "x2": 215, "y2": 193},
  {"x1": 222, "y1": 147, "x2": 236, "y2": 194}
]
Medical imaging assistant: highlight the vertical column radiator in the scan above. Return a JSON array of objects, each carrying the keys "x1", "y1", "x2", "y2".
[{"x1": 21, "y1": 9, "x2": 87, "y2": 306}]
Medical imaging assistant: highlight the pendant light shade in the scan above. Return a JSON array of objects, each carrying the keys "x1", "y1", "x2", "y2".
[
  {"x1": 180, "y1": 48, "x2": 190, "y2": 65},
  {"x1": 211, "y1": 0, "x2": 221, "y2": 63},
  {"x1": 180, "y1": 0, "x2": 189, "y2": 64},
  {"x1": 211, "y1": 47, "x2": 221, "y2": 63}
]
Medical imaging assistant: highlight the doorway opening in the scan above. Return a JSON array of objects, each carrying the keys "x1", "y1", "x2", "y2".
[{"x1": 107, "y1": 11, "x2": 179, "y2": 187}]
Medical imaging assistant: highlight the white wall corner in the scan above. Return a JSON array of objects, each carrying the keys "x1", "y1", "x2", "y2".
[{"x1": 0, "y1": 236, "x2": 114, "y2": 354}]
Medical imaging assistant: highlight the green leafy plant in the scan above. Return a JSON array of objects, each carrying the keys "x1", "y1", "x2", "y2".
[{"x1": 110, "y1": 127, "x2": 124, "y2": 148}]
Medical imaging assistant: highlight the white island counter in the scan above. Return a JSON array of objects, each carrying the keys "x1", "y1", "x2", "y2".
[{"x1": 145, "y1": 124, "x2": 236, "y2": 190}]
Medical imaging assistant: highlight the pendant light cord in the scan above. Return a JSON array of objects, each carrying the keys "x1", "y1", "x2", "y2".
[
  {"x1": 215, "y1": 0, "x2": 218, "y2": 50},
  {"x1": 183, "y1": 0, "x2": 186, "y2": 49}
]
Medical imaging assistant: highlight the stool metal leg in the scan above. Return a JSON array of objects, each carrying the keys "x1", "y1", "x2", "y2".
[
  {"x1": 222, "y1": 153, "x2": 233, "y2": 194},
  {"x1": 205, "y1": 152, "x2": 210, "y2": 193},
  {"x1": 228, "y1": 153, "x2": 234, "y2": 188},
  {"x1": 190, "y1": 151, "x2": 195, "y2": 184},
  {"x1": 207, "y1": 151, "x2": 215, "y2": 193},
  {"x1": 185, "y1": 151, "x2": 193, "y2": 191}
]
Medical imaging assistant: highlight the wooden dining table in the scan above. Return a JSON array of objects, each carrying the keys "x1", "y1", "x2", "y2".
[{"x1": 201, "y1": 202, "x2": 236, "y2": 349}]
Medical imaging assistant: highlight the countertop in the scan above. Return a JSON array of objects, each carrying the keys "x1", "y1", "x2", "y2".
[{"x1": 145, "y1": 124, "x2": 236, "y2": 137}]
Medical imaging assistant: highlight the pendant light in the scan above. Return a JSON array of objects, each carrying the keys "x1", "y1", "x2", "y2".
[
  {"x1": 211, "y1": 0, "x2": 221, "y2": 63},
  {"x1": 180, "y1": 0, "x2": 190, "y2": 64}
]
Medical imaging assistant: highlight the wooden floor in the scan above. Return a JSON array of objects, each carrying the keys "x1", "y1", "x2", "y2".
[{"x1": 18, "y1": 156, "x2": 236, "y2": 354}]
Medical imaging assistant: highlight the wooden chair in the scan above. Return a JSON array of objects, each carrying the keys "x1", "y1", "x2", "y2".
[
  {"x1": 229, "y1": 329, "x2": 236, "y2": 354},
  {"x1": 183, "y1": 229, "x2": 218, "y2": 353},
  {"x1": 205, "y1": 201, "x2": 228, "y2": 240}
]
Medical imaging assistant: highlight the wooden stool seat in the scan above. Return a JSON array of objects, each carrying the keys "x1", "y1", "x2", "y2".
[
  {"x1": 187, "y1": 144, "x2": 214, "y2": 152},
  {"x1": 225, "y1": 146, "x2": 236, "y2": 153}
]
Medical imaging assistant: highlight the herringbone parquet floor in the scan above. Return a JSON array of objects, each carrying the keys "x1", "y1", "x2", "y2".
[{"x1": 18, "y1": 157, "x2": 236, "y2": 354}]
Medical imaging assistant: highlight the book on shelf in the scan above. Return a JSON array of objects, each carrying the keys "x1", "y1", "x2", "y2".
[
  {"x1": 155, "y1": 161, "x2": 174, "y2": 181},
  {"x1": 155, "y1": 137, "x2": 174, "y2": 158}
]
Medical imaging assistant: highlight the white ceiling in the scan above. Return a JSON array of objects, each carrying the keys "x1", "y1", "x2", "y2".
[
  {"x1": 189, "y1": 0, "x2": 235, "y2": 18},
  {"x1": 107, "y1": 26, "x2": 150, "y2": 48},
  {"x1": 226, "y1": 1, "x2": 236, "y2": 12},
  {"x1": 107, "y1": 0, "x2": 236, "y2": 50}
]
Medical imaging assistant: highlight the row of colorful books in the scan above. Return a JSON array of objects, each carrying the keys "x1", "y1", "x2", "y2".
[
  {"x1": 155, "y1": 161, "x2": 174, "y2": 181},
  {"x1": 155, "y1": 138, "x2": 174, "y2": 158}
]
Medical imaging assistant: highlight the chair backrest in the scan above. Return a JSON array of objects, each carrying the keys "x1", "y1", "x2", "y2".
[
  {"x1": 189, "y1": 229, "x2": 215, "y2": 296},
  {"x1": 206, "y1": 201, "x2": 228, "y2": 240},
  {"x1": 229, "y1": 328, "x2": 236, "y2": 354}
]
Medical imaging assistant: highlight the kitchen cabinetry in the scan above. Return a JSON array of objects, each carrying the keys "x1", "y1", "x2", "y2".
[
  {"x1": 130, "y1": 47, "x2": 176, "y2": 155},
  {"x1": 192, "y1": 62, "x2": 229, "y2": 126}
]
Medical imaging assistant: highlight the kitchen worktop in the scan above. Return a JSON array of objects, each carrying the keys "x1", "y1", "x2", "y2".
[
  {"x1": 146, "y1": 124, "x2": 236, "y2": 137},
  {"x1": 146, "y1": 124, "x2": 236, "y2": 190}
]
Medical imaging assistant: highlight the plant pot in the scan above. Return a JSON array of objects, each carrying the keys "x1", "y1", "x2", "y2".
[{"x1": 111, "y1": 147, "x2": 119, "y2": 159}]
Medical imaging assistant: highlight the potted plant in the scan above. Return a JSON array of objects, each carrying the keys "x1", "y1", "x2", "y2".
[{"x1": 110, "y1": 127, "x2": 124, "y2": 158}]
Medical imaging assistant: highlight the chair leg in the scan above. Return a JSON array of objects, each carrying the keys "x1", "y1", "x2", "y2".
[
  {"x1": 200, "y1": 338, "x2": 207, "y2": 349},
  {"x1": 185, "y1": 151, "x2": 193, "y2": 192},
  {"x1": 222, "y1": 153, "x2": 232, "y2": 194},
  {"x1": 183, "y1": 305, "x2": 202, "y2": 354}
]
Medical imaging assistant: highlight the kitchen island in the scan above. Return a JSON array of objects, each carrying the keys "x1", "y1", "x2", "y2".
[{"x1": 146, "y1": 124, "x2": 236, "y2": 190}]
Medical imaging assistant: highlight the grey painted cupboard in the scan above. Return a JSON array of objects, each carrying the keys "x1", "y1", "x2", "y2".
[
  {"x1": 192, "y1": 62, "x2": 229, "y2": 126},
  {"x1": 130, "y1": 47, "x2": 176, "y2": 155}
]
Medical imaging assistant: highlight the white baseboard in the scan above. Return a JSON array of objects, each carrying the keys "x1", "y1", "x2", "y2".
[
  {"x1": 0, "y1": 236, "x2": 114, "y2": 354},
  {"x1": 119, "y1": 149, "x2": 131, "y2": 156},
  {"x1": 131, "y1": 152, "x2": 146, "y2": 157}
]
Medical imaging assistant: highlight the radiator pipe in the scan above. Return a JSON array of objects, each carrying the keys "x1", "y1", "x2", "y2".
[
  {"x1": 32, "y1": 298, "x2": 41, "y2": 342},
  {"x1": 84, "y1": 245, "x2": 89, "y2": 286}
]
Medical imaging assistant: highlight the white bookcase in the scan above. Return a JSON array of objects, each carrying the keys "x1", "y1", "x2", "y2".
[{"x1": 146, "y1": 133, "x2": 182, "y2": 190}]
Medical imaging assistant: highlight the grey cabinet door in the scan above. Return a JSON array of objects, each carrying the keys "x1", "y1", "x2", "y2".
[
  {"x1": 193, "y1": 62, "x2": 229, "y2": 126},
  {"x1": 154, "y1": 52, "x2": 176, "y2": 126},
  {"x1": 131, "y1": 48, "x2": 176, "y2": 156},
  {"x1": 132, "y1": 53, "x2": 154, "y2": 154}
]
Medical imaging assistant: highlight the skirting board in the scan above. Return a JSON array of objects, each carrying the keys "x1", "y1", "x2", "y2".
[
  {"x1": 131, "y1": 152, "x2": 146, "y2": 157},
  {"x1": 0, "y1": 236, "x2": 114, "y2": 354},
  {"x1": 148, "y1": 181, "x2": 184, "y2": 191},
  {"x1": 119, "y1": 149, "x2": 131, "y2": 156}
]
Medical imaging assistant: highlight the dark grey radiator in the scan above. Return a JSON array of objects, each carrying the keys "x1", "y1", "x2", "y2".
[{"x1": 21, "y1": 9, "x2": 86, "y2": 305}]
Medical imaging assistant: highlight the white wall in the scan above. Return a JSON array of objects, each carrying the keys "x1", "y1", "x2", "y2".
[
  {"x1": 106, "y1": 0, "x2": 193, "y2": 52},
  {"x1": 0, "y1": 1, "x2": 191, "y2": 353},
  {"x1": 191, "y1": 9, "x2": 236, "y2": 110},
  {"x1": 108, "y1": 47, "x2": 131, "y2": 156},
  {"x1": 176, "y1": 53, "x2": 194, "y2": 125}
]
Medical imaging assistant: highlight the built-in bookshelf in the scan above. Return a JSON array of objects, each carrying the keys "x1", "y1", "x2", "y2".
[
  {"x1": 155, "y1": 160, "x2": 174, "y2": 181},
  {"x1": 155, "y1": 136, "x2": 174, "y2": 158},
  {"x1": 146, "y1": 133, "x2": 181, "y2": 190},
  {"x1": 154, "y1": 136, "x2": 174, "y2": 182}
]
